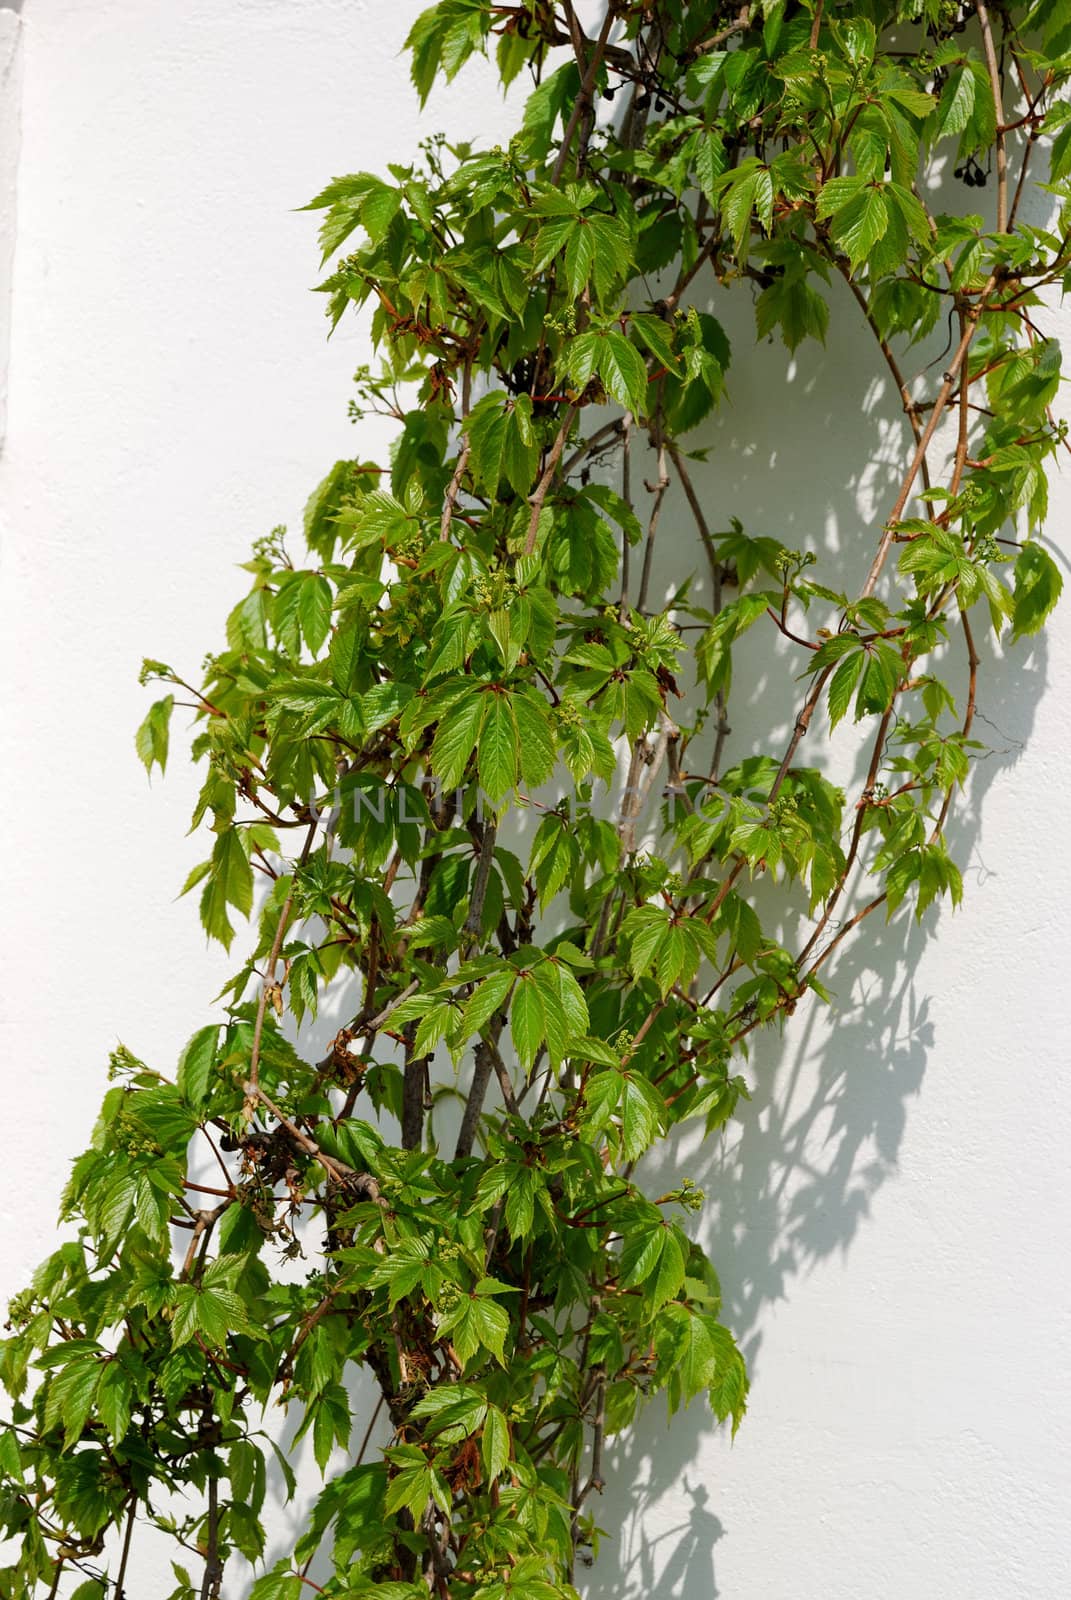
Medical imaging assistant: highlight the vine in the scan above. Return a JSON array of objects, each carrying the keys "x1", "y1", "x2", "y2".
[{"x1": 1, "y1": 3, "x2": 1067, "y2": 1598}]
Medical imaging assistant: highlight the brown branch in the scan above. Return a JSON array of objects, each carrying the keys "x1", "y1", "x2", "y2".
[
  {"x1": 199, "y1": 1463, "x2": 223, "y2": 1600},
  {"x1": 485, "y1": 1034, "x2": 520, "y2": 1118},
  {"x1": 561, "y1": 415, "x2": 626, "y2": 479},
  {"x1": 637, "y1": 432, "x2": 670, "y2": 612},
  {"x1": 401, "y1": 1025, "x2": 428, "y2": 1150},
  {"x1": 455, "y1": 1040, "x2": 496, "y2": 1160},
  {"x1": 463, "y1": 816, "x2": 498, "y2": 944},
  {"x1": 440, "y1": 438, "x2": 471, "y2": 542},
  {"x1": 695, "y1": 4, "x2": 752, "y2": 55},
  {"x1": 248, "y1": 819, "x2": 317, "y2": 1095},
  {"x1": 552, "y1": 7, "x2": 617, "y2": 186},
  {"x1": 809, "y1": 0, "x2": 824, "y2": 50},
  {"x1": 180, "y1": 1203, "x2": 229, "y2": 1282},
  {"x1": 860, "y1": 299, "x2": 992, "y2": 599},
  {"x1": 526, "y1": 406, "x2": 578, "y2": 556},
  {"x1": 114, "y1": 1495, "x2": 137, "y2": 1600},
  {"x1": 975, "y1": 2, "x2": 1008, "y2": 232},
  {"x1": 619, "y1": 411, "x2": 633, "y2": 617}
]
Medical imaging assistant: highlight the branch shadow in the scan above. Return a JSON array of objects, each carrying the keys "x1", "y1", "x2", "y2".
[{"x1": 578, "y1": 268, "x2": 1051, "y2": 1595}]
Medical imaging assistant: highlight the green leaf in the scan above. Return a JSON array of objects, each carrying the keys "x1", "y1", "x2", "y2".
[
  {"x1": 478, "y1": 692, "x2": 519, "y2": 802},
  {"x1": 564, "y1": 220, "x2": 596, "y2": 298},
  {"x1": 135, "y1": 694, "x2": 174, "y2": 777},
  {"x1": 199, "y1": 828, "x2": 254, "y2": 951},
  {"x1": 96, "y1": 1359, "x2": 132, "y2": 1444},
  {"x1": 1011, "y1": 542, "x2": 1063, "y2": 639},
  {"x1": 249, "y1": 1570, "x2": 302, "y2": 1600},
  {"x1": 462, "y1": 969, "x2": 515, "y2": 1036},
  {"x1": 481, "y1": 1405, "x2": 510, "y2": 1482},
  {"x1": 510, "y1": 972, "x2": 545, "y2": 1071},
  {"x1": 512, "y1": 690, "x2": 557, "y2": 786},
  {"x1": 755, "y1": 267, "x2": 829, "y2": 351},
  {"x1": 829, "y1": 184, "x2": 889, "y2": 272},
  {"x1": 49, "y1": 1357, "x2": 101, "y2": 1450},
  {"x1": 827, "y1": 650, "x2": 865, "y2": 729},
  {"x1": 304, "y1": 459, "x2": 354, "y2": 557},
  {"x1": 719, "y1": 160, "x2": 773, "y2": 262},
  {"x1": 935, "y1": 64, "x2": 976, "y2": 139},
  {"x1": 599, "y1": 332, "x2": 650, "y2": 417},
  {"x1": 297, "y1": 574, "x2": 333, "y2": 656},
  {"x1": 429, "y1": 690, "x2": 485, "y2": 790},
  {"x1": 177, "y1": 1024, "x2": 219, "y2": 1110},
  {"x1": 630, "y1": 313, "x2": 679, "y2": 373},
  {"x1": 693, "y1": 131, "x2": 726, "y2": 206},
  {"x1": 618, "y1": 1072, "x2": 664, "y2": 1161}
]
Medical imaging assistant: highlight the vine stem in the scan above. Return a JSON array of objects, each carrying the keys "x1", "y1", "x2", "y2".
[
  {"x1": 526, "y1": 406, "x2": 578, "y2": 555},
  {"x1": 795, "y1": 706, "x2": 894, "y2": 969},
  {"x1": 114, "y1": 1496, "x2": 137, "y2": 1599},
  {"x1": 552, "y1": 6, "x2": 617, "y2": 186},
  {"x1": 248, "y1": 818, "x2": 318, "y2": 1095},
  {"x1": 975, "y1": 1, "x2": 1008, "y2": 232},
  {"x1": 809, "y1": 1, "x2": 824, "y2": 50},
  {"x1": 636, "y1": 430, "x2": 670, "y2": 612},
  {"x1": 860, "y1": 299, "x2": 991, "y2": 598},
  {"x1": 440, "y1": 438, "x2": 471, "y2": 542},
  {"x1": 199, "y1": 1466, "x2": 223, "y2": 1600},
  {"x1": 666, "y1": 442, "x2": 730, "y2": 779}
]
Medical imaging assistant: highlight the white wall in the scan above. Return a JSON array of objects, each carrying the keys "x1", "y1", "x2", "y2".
[{"x1": 1, "y1": 4, "x2": 1069, "y2": 1597}]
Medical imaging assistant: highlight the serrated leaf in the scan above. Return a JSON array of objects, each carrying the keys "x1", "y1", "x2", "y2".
[
  {"x1": 599, "y1": 332, "x2": 650, "y2": 417},
  {"x1": 135, "y1": 695, "x2": 174, "y2": 777},
  {"x1": 177, "y1": 1024, "x2": 219, "y2": 1110},
  {"x1": 510, "y1": 973, "x2": 545, "y2": 1072},
  {"x1": 830, "y1": 185, "x2": 889, "y2": 271},
  {"x1": 297, "y1": 574, "x2": 333, "y2": 656},
  {"x1": 199, "y1": 829, "x2": 253, "y2": 951},
  {"x1": 1011, "y1": 541, "x2": 1063, "y2": 639},
  {"x1": 429, "y1": 690, "x2": 485, "y2": 790},
  {"x1": 462, "y1": 969, "x2": 515, "y2": 1036},
  {"x1": 619, "y1": 1072, "x2": 664, "y2": 1160},
  {"x1": 481, "y1": 1405, "x2": 510, "y2": 1482},
  {"x1": 478, "y1": 692, "x2": 519, "y2": 802},
  {"x1": 827, "y1": 650, "x2": 865, "y2": 729},
  {"x1": 935, "y1": 64, "x2": 975, "y2": 139}
]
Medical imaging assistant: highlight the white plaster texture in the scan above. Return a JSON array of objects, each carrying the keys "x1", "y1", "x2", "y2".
[
  {"x1": 0, "y1": 5, "x2": 23, "y2": 446},
  {"x1": 1, "y1": 4, "x2": 1069, "y2": 1597}
]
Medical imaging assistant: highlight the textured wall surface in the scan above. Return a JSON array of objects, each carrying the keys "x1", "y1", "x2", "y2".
[
  {"x1": 0, "y1": 5, "x2": 23, "y2": 446},
  {"x1": 1, "y1": 4, "x2": 1069, "y2": 1596}
]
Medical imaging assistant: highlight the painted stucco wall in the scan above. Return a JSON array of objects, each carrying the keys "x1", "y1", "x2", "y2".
[{"x1": 1, "y1": 3, "x2": 1069, "y2": 1596}]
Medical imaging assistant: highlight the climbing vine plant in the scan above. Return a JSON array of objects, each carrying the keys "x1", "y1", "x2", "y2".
[{"x1": 2, "y1": 2, "x2": 1068, "y2": 1596}]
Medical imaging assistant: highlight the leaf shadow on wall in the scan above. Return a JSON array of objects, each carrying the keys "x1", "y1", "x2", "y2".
[{"x1": 579, "y1": 274, "x2": 1050, "y2": 1599}]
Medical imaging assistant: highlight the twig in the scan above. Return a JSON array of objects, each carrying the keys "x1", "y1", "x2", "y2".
[
  {"x1": 463, "y1": 817, "x2": 498, "y2": 943},
  {"x1": 860, "y1": 298, "x2": 993, "y2": 598},
  {"x1": 618, "y1": 412, "x2": 633, "y2": 617},
  {"x1": 401, "y1": 1025, "x2": 428, "y2": 1151},
  {"x1": 809, "y1": 1, "x2": 824, "y2": 51},
  {"x1": 455, "y1": 1040, "x2": 495, "y2": 1160},
  {"x1": 637, "y1": 433, "x2": 670, "y2": 612},
  {"x1": 552, "y1": 8, "x2": 617, "y2": 186},
  {"x1": 561, "y1": 415, "x2": 626, "y2": 479},
  {"x1": 114, "y1": 1496, "x2": 137, "y2": 1600},
  {"x1": 975, "y1": 2, "x2": 1008, "y2": 232},
  {"x1": 440, "y1": 438, "x2": 471, "y2": 542},
  {"x1": 180, "y1": 1203, "x2": 229, "y2": 1281},
  {"x1": 526, "y1": 406, "x2": 578, "y2": 555},
  {"x1": 199, "y1": 1467, "x2": 223, "y2": 1600},
  {"x1": 248, "y1": 819, "x2": 317, "y2": 1095}
]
